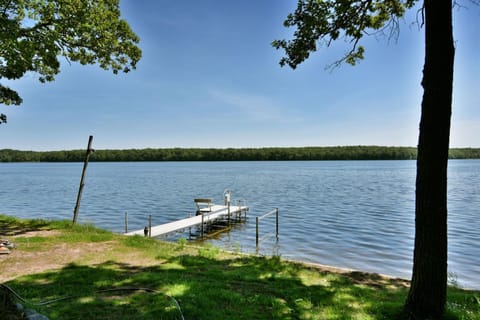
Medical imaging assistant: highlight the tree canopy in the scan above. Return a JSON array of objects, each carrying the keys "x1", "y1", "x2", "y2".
[
  {"x1": 0, "y1": 0, "x2": 141, "y2": 123},
  {"x1": 272, "y1": 0, "x2": 416, "y2": 69}
]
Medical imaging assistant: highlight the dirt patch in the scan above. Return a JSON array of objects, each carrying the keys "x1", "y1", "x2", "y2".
[
  {"x1": 10, "y1": 229, "x2": 62, "y2": 238},
  {"x1": 346, "y1": 270, "x2": 410, "y2": 289},
  {"x1": 0, "y1": 241, "x2": 119, "y2": 283}
]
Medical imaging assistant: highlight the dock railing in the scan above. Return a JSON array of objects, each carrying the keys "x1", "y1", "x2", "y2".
[{"x1": 256, "y1": 208, "x2": 279, "y2": 249}]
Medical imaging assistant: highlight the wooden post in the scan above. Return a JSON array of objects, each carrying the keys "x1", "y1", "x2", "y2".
[
  {"x1": 72, "y1": 135, "x2": 94, "y2": 224},
  {"x1": 124, "y1": 212, "x2": 128, "y2": 233}
]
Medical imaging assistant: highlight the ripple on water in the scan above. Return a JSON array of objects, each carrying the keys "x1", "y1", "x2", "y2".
[{"x1": 1, "y1": 160, "x2": 479, "y2": 289}]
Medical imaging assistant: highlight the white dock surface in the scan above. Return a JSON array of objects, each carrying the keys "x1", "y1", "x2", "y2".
[{"x1": 125, "y1": 204, "x2": 248, "y2": 237}]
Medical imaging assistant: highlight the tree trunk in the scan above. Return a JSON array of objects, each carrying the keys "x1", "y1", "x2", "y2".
[{"x1": 405, "y1": 0, "x2": 454, "y2": 319}]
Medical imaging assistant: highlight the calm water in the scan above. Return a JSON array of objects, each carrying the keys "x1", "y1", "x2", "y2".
[{"x1": 1, "y1": 160, "x2": 479, "y2": 289}]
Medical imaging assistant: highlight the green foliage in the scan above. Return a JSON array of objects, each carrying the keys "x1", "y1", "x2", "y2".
[
  {"x1": 449, "y1": 148, "x2": 480, "y2": 159},
  {"x1": 7, "y1": 255, "x2": 480, "y2": 319},
  {"x1": 2, "y1": 214, "x2": 480, "y2": 319},
  {"x1": 272, "y1": 0, "x2": 417, "y2": 69},
  {"x1": 0, "y1": 213, "x2": 53, "y2": 235},
  {"x1": 1, "y1": 146, "x2": 479, "y2": 162},
  {"x1": 176, "y1": 237, "x2": 187, "y2": 250},
  {"x1": 0, "y1": 0, "x2": 141, "y2": 123},
  {"x1": 63, "y1": 223, "x2": 115, "y2": 243},
  {"x1": 197, "y1": 243, "x2": 220, "y2": 259},
  {"x1": 122, "y1": 234, "x2": 160, "y2": 250},
  {"x1": 0, "y1": 214, "x2": 114, "y2": 244},
  {"x1": 446, "y1": 287, "x2": 480, "y2": 320}
]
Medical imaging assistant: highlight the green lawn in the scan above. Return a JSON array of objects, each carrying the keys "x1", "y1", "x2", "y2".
[{"x1": 1, "y1": 214, "x2": 479, "y2": 319}]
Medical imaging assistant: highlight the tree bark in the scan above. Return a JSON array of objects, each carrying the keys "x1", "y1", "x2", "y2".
[{"x1": 405, "y1": 0, "x2": 455, "y2": 318}]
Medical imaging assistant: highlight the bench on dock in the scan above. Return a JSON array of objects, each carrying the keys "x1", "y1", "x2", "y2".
[{"x1": 194, "y1": 198, "x2": 213, "y2": 215}]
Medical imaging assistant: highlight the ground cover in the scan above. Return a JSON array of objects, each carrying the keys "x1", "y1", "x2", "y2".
[{"x1": 1, "y1": 214, "x2": 479, "y2": 319}]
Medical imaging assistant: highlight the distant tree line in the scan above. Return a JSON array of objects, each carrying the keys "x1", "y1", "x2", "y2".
[{"x1": 1, "y1": 146, "x2": 479, "y2": 162}]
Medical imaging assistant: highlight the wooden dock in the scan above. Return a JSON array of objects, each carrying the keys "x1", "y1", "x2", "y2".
[{"x1": 125, "y1": 204, "x2": 248, "y2": 238}]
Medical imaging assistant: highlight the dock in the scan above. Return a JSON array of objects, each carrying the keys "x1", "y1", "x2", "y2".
[{"x1": 125, "y1": 204, "x2": 248, "y2": 238}]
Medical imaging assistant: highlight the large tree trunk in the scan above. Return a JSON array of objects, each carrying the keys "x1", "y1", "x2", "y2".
[{"x1": 405, "y1": 0, "x2": 455, "y2": 318}]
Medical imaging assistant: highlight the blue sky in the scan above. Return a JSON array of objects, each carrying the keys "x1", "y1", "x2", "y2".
[{"x1": 1, "y1": 1, "x2": 479, "y2": 151}]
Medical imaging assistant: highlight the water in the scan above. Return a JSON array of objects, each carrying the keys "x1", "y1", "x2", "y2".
[{"x1": 0, "y1": 160, "x2": 479, "y2": 289}]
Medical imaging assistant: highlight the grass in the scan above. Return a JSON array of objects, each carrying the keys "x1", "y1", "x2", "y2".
[{"x1": 1, "y1": 214, "x2": 479, "y2": 319}]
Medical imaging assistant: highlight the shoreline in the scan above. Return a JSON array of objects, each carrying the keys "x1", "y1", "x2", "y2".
[
  {"x1": 1, "y1": 214, "x2": 479, "y2": 319},
  {"x1": 2, "y1": 146, "x2": 480, "y2": 162},
  {"x1": 3, "y1": 211, "x2": 480, "y2": 291},
  {"x1": 2, "y1": 214, "x2": 480, "y2": 291},
  {"x1": 0, "y1": 215, "x2": 404, "y2": 284}
]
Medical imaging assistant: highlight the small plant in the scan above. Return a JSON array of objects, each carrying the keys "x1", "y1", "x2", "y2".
[
  {"x1": 198, "y1": 243, "x2": 220, "y2": 259},
  {"x1": 176, "y1": 237, "x2": 187, "y2": 250}
]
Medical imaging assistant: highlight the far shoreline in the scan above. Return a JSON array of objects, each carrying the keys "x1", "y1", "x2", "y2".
[{"x1": 1, "y1": 145, "x2": 480, "y2": 162}]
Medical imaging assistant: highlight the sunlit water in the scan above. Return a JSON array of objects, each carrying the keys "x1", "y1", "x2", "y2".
[{"x1": 1, "y1": 160, "x2": 478, "y2": 289}]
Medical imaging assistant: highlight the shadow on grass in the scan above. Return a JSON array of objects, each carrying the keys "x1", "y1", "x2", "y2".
[
  {"x1": 6, "y1": 254, "x2": 410, "y2": 320},
  {"x1": 0, "y1": 215, "x2": 53, "y2": 237}
]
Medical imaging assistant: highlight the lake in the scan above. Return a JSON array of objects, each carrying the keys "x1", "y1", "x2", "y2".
[{"x1": 0, "y1": 160, "x2": 479, "y2": 289}]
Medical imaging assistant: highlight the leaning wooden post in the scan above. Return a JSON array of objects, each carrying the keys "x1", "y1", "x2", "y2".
[{"x1": 72, "y1": 135, "x2": 94, "y2": 224}]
